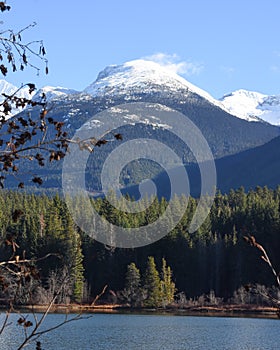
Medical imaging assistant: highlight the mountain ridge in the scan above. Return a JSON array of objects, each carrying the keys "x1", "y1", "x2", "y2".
[
  {"x1": 1, "y1": 59, "x2": 280, "y2": 125},
  {"x1": 119, "y1": 133, "x2": 280, "y2": 200},
  {"x1": 220, "y1": 89, "x2": 280, "y2": 125},
  {"x1": 84, "y1": 59, "x2": 223, "y2": 109}
]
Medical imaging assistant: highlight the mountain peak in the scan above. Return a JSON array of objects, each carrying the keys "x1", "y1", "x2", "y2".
[
  {"x1": 220, "y1": 89, "x2": 280, "y2": 124},
  {"x1": 95, "y1": 59, "x2": 183, "y2": 81},
  {"x1": 85, "y1": 59, "x2": 188, "y2": 94},
  {"x1": 223, "y1": 89, "x2": 265, "y2": 99},
  {"x1": 83, "y1": 59, "x2": 222, "y2": 108},
  {"x1": 95, "y1": 59, "x2": 165, "y2": 80},
  {"x1": 32, "y1": 85, "x2": 79, "y2": 102}
]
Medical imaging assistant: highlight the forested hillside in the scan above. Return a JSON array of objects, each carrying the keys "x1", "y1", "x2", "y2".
[{"x1": 0, "y1": 187, "x2": 279, "y2": 306}]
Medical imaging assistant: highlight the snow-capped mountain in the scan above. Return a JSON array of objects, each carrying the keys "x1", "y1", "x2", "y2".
[
  {"x1": 4, "y1": 59, "x2": 280, "y2": 191},
  {"x1": 0, "y1": 80, "x2": 33, "y2": 116},
  {"x1": 84, "y1": 59, "x2": 280, "y2": 126},
  {"x1": 0, "y1": 80, "x2": 30, "y2": 97},
  {"x1": 32, "y1": 86, "x2": 79, "y2": 102},
  {"x1": 84, "y1": 59, "x2": 224, "y2": 109},
  {"x1": 0, "y1": 80, "x2": 78, "y2": 117},
  {"x1": 2, "y1": 59, "x2": 280, "y2": 126},
  {"x1": 220, "y1": 89, "x2": 280, "y2": 125},
  {"x1": 29, "y1": 59, "x2": 278, "y2": 161}
]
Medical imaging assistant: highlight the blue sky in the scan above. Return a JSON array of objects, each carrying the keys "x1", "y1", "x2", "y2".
[{"x1": 2, "y1": 0, "x2": 280, "y2": 98}]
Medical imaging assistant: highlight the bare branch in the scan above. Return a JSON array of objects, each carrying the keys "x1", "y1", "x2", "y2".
[
  {"x1": 243, "y1": 235, "x2": 280, "y2": 288},
  {"x1": 0, "y1": 253, "x2": 61, "y2": 267},
  {"x1": 0, "y1": 310, "x2": 12, "y2": 335},
  {"x1": 91, "y1": 285, "x2": 108, "y2": 306}
]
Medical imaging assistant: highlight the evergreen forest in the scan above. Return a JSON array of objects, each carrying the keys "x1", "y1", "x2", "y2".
[{"x1": 0, "y1": 186, "x2": 279, "y2": 308}]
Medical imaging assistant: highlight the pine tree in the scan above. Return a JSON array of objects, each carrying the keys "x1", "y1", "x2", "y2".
[
  {"x1": 63, "y1": 210, "x2": 84, "y2": 303},
  {"x1": 143, "y1": 256, "x2": 162, "y2": 308},
  {"x1": 160, "y1": 258, "x2": 176, "y2": 307},
  {"x1": 124, "y1": 262, "x2": 142, "y2": 307},
  {"x1": 72, "y1": 231, "x2": 85, "y2": 302}
]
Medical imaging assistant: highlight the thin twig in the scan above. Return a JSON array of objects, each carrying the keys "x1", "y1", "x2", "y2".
[
  {"x1": 0, "y1": 310, "x2": 11, "y2": 335},
  {"x1": 0, "y1": 253, "x2": 61, "y2": 267}
]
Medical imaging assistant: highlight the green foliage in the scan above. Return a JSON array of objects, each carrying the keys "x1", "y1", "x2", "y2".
[
  {"x1": 72, "y1": 232, "x2": 84, "y2": 302},
  {"x1": 123, "y1": 258, "x2": 176, "y2": 308},
  {"x1": 63, "y1": 212, "x2": 84, "y2": 302},
  {"x1": 160, "y1": 258, "x2": 176, "y2": 307},
  {"x1": 124, "y1": 262, "x2": 142, "y2": 307}
]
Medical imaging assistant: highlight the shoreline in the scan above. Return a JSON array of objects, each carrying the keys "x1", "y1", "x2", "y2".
[{"x1": 5, "y1": 304, "x2": 279, "y2": 319}]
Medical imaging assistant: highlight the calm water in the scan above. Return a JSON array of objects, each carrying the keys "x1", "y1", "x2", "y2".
[{"x1": 0, "y1": 313, "x2": 279, "y2": 349}]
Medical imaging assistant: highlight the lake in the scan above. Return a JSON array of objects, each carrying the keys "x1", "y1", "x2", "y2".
[{"x1": 0, "y1": 313, "x2": 279, "y2": 349}]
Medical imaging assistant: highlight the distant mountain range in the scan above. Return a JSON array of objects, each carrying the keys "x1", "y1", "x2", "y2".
[
  {"x1": 123, "y1": 135, "x2": 280, "y2": 199},
  {"x1": 0, "y1": 80, "x2": 79, "y2": 116},
  {"x1": 2, "y1": 59, "x2": 280, "y2": 194},
  {"x1": 215, "y1": 135, "x2": 280, "y2": 191}
]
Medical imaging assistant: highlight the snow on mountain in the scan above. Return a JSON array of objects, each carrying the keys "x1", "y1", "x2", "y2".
[
  {"x1": 84, "y1": 59, "x2": 224, "y2": 109},
  {"x1": 32, "y1": 86, "x2": 79, "y2": 102},
  {"x1": 0, "y1": 80, "x2": 79, "y2": 118},
  {"x1": 0, "y1": 80, "x2": 32, "y2": 116},
  {"x1": 84, "y1": 59, "x2": 280, "y2": 126},
  {"x1": 0, "y1": 80, "x2": 27, "y2": 97},
  {"x1": 257, "y1": 95, "x2": 280, "y2": 125},
  {"x1": 1, "y1": 59, "x2": 279, "y2": 127},
  {"x1": 220, "y1": 89, "x2": 280, "y2": 125}
]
